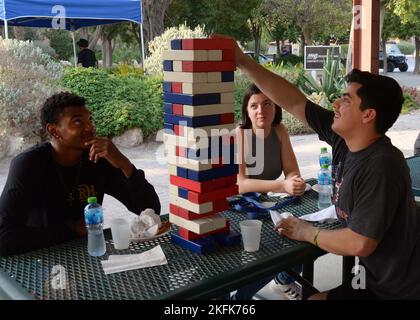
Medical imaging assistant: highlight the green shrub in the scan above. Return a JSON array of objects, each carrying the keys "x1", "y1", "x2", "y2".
[
  {"x1": 397, "y1": 42, "x2": 415, "y2": 55},
  {"x1": 276, "y1": 54, "x2": 304, "y2": 66},
  {"x1": 62, "y1": 68, "x2": 163, "y2": 137},
  {"x1": 43, "y1": 29, "x2": 74, "y2": 61},
  {"x1": 106, "y1": 63, "x2": 144, "y2": 78},
  {"x1": 401, "y1": 87, "x2": 420, "y2": 114}
]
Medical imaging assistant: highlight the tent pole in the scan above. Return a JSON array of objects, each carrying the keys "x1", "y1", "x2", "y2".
[
  {"x1": 140, "y1": 23, "x2": 146, "y2": 72},
  {"x1": 4, "y1": 20, "x2": 9, "y2": 39},
  {"x1": 71, "y1": 31, "x2": 77, "y2": 67}
]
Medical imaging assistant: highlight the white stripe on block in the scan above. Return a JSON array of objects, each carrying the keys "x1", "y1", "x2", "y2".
[
  {"x1": 166, "y1": 155, "x2": 213, "y2": 171},
  {"x1": 207, "y1": 50, "x2": 223, "y2": 61},
  {"x1": 172, "y1": 61, "x2": 183, "y2": 72},
  {"x1": 182, "y1": 82, "x2": 235, "y2": 95},
  {"x1": 163, "y1": 50, "x2": 208, "y2": 61},
  {"x1": 167, "y1": 164, "x2": 178, "y2": 176},
  {"x1": 182, "y1": 103, "x2": 235, "y2": 117},
  {"x1": 169, "y1": 194, "x2": 213, "y2": 214},
  {"x1": 163, "y1": 133, "x2": 210, "y2": 149},
  {"x1": 169, "y1": 213, "x2": 227, "y2": 234},
  {"x1": 163, "y1": 71, "x2": 208, "y2": 83},
  {"x1": 221, "y1": 92, "x2": 235, "y2": 104}
]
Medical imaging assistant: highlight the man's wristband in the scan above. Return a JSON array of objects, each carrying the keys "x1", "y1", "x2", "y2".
[{"x1": 313, "y1": 229, "x2": 321, "y2": 247}]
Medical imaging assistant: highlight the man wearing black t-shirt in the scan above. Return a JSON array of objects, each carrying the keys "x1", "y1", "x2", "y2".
[
  {"x1": 0, "y1": 92, "x2": 161, "y2": 256},
  {"x1": 222, "y1": 35, "x2": 420, "y2": 299},
  {"x1": 77, "y1": 39, "x2": 97, "y2": 68}
]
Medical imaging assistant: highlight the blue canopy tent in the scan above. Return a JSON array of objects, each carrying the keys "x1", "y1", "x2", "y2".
[{"x1": 0, "y1": 0, "x2": 145, "y2": 67}]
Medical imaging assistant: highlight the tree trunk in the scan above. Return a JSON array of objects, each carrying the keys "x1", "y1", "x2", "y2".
[
  {"x1": 276, "y1": 39, "x2": 281, "y2": 63},
  {"x1": 382, "y1": 40, "x2": 387, "y2": 75},
  {"x1": 101, "y1": 35, "x2": 113, "y2": 68},
  {"x1": 346, "y1": 17, "x2": 354, "y2": 74},
  {"x1": 300, "y1": 34, "x2": 305, "y2": 57},
  {"x1": 415, "y1": 36, "x2": 420, "y2": 75},
  {"x1": 254, "y1": 27, "x2": 262, "y2": 61}
]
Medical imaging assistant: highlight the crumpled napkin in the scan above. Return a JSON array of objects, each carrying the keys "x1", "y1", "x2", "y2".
[
  {"x1": 270, "y1": 204, "x2": 337, "y2": 226},
  {"x1": 267, "y1": 183, "x2": 312, "y2": 198},
  {"x1": 101, "y1": 245, "x2": 167, "y2": 275},
  {"x1": 130, "y1": 208, "x2": 162, "y2": 239}
]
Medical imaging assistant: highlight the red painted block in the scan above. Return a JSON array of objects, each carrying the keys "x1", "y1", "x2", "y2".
[
  {"x1": 174, "y1": 125, "x2": 183, "y2": 136},
  {"x1": 188, "y1": 185, "x2": 238, "y2": 204},
  {"x1": 221, "y1": 135, "x2": 236, "y2": 145},
  {"x1": 172, "y1": 82, "x2": 183, "y2": 93},
  {"x1": 182, "y1": 38, "x2": 235, "y2": 50},
  {"x1": 182, "y1": 61, "x2": 236, "y2": 73},
  {"x1": 178, "y1": 146, "x2": 187, "y2": 157},
  {"x1": 172, "y1": 104, "x2": 184, "y2": 116},
  {"x1": 170, "y1": 174, "x2": 237, "y2": 193},
  {"x1": 220, "y1": 113, "x2": 235, "y2": 124},
  {"x1": 169, "y1": 203, "x2": 225, "y2": 220},
  {"x1": 223, "y1": 50, "x2": 235, "y2": 61},
  {"x1": 179, "y1": 221, "x2": 230, "y2": 240}
]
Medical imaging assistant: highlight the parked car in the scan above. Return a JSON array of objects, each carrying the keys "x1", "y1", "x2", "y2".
[
  {"x1": 244, "y1": 51, "x2": 273, "y2": 64},
  {"x1": 379, "y1": 43, "x2": 408, "y2": 72}
]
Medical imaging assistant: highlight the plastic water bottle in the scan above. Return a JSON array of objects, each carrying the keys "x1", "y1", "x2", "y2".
[
  {"x1": 84, "y1": 197, "x2": 106, "y2": 257},
  {"x1": 318, "y1": 164, "x2": 332, "y2": 210},
  {"x1": 319, "y1": 147, "x2": 332, "y2": 169}
]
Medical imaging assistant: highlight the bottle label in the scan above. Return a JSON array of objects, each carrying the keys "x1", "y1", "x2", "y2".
[{"x1": 85, "y1": 209, "x2": 103, "y2": 225}]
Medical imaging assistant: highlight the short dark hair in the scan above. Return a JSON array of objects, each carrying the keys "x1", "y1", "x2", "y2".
[
  {"x1": 345, "y1": 69, "x2": 404, "y2": 134},
  {"x1": 77, "y1": 38, "x2": 89, "y2": 48},
  {"x1": 40, "y1": 92, "x2": 86, "y2": 129},
  {"x1": 240, "y1": 83, "x2": 282, "y2": 129}
]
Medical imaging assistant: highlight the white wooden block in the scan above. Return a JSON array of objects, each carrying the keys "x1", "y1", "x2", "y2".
[
  {"x1": 164, "y1": 71, "x2": 208, "y2": 83},
  {"x1": 169, "y1": 213, "x2": 227, "y2": 234},
  {"x1": 221, "y1": 92, "x2": 235, "y2": 104},
  {"x1": 207, "y1": 50, "x2": 223, "y2": 61},
  {"x1": 163, "y1": 50, "x2": 208, "y2": 61},
  {"x1": 172, "y1": 61, "x2": 183, "y2": 72},
  {"x1": 183, "y1": 103, "x2": 235, "y2": 117},
  {"x1": 182, "y1": 123, "x2": 236, "y2": 138},
  {"x1": 182, "y1": 82, "x2": 235, "y2": 95},
  {"x1": 169, "y1": 194, "x2": 213, "y2": 214},
  {"x1": 207, "y1": 72, "x2": 222, "y2": 83},
  {"x1": 167, "y1": 164, "x2": 178, "y2": 175},
  {"x1": 166, "y1": 155, "x2": 213, "y2": 171},
  {"x1": 169, "y1": 185, "x2": 179, "y2": 196}
]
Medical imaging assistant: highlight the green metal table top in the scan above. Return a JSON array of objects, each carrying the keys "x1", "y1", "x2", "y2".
[
  {"x1": 407, "y1": 155, "x2": 420, "y2": 197},
  {"x1": 0, "y1": 179, "x2": 341, "y2": 300}
]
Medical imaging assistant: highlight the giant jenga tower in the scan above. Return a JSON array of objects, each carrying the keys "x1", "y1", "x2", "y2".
[{"x1": 162, "y1": 38, "x2": 240, "y2": 254}]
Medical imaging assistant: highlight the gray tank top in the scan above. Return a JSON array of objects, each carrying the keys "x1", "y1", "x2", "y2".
[{"x1": 245, "y1": 127, "x2": 283, "y2": 180}]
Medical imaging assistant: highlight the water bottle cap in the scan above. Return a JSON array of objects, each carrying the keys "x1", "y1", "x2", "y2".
[
  {"x1": 87, "y1": 197, "x2": 97, "y2": 204},
  {"x1": 321, "y1": 164, "x2": 329, "y2": 169},
  {"x1": 320, "y1": 147, "x2": 327, "y2": 152}
]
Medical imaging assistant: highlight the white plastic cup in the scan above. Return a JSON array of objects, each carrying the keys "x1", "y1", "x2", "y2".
[
  {"x1": 110, "y1": 218, "x2": 130, "y2": 250},
  {"x1": 239, "y1": 220, "x2": 263, "y2": 252}
]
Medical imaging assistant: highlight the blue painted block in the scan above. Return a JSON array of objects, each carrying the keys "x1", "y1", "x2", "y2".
[
  {"x1": 177, "y1": 167, "x2": 188, "y2": 178},
  {"x1": 222, "y1": 71, "x2": 234, "y2": 82},
  {"x1": 171, "y1": 232, "x2": 216, "y2": 254},
  {"x1": 164, "y1": 123, "x2": 174, "y2": 133},
  {"x1": 171, "y1": 39, "x2": 182, "y2": 50},
  {"x1": 163, "y1": 81, "x2": 173, "y2": 93},
  {"x1": 187, "y1": 164, "x2": 239, "y2": 181},
  {"x1": 212, "y1": 231, "x2": 241, "y2": 246},
  {"x1": 164, "y1": 113, "x2": 224, "y2": 128},
  {"x1": 164, "y1": 102, "x2": 173, "y2": 114},
  {"x1": 163, "y1": 60, "x2": 173, "y2": 72},
  {"x1": 163, "y1": 93, "x2": 221, "y2": 106},
  {"x1": 178, "y1": 187, "x2": 189, "y2": 199}
]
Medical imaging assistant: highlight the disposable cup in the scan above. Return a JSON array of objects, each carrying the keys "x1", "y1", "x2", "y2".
[
  {"x1": 110, "y1": 218, "x2": 130, "y2": 250},
  {"x1": 239, "y1": 220, "x2": 263, "y2": 252}
]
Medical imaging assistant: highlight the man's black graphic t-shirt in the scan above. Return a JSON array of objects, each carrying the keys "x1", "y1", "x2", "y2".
[{"x1": 305, "y1": 99, "x2": 420, "y2": 299}]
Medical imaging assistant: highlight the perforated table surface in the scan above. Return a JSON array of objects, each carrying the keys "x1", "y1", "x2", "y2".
[
  {"x1": 407, "y1": 155, "x2": 420, "y2": 197},
  {"x1": 0, "y1": 179, "x2": 341, "y2": 300}
]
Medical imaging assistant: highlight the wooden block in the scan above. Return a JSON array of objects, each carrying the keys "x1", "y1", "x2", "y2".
[
  {"x1": 221, "y1": 92, "x2": 235, "y2": 104},
  {"x1": 163, "y1": 81, "x2": 172, "y2": 93},
  {"x1": 179, "y1": 221, "x2": 230, "y2": 240},
  {"x1": 163, "y1": 102, "x2": 173, "y2": 114},
  {"x1": 166, "y1": 155, "x2": 213, "y2": 171},
  {"x1": 170, "y1": 39, "x2": 182, "y2": 50},
  {"x1": 207, "y1": 50, "x2": 223, "y2": 61},
  {"x1": 169, "y1": 213, "x2": 227, "y2": 234},
  {"x1": 170, "y1": 232, "x2": 216, "y2": 254},
  {"x1": 182, "y1": 104, "x2": 235, "y2": 117},
  {"x1": 172, "y1": 60, "x2": 183, "y2": 72},
  {"x1": 212, "y1": 230, "x2": 241, "y2": 246},
  {"x1": 180, "y1": 123, "x2": 236, "y2": 138},
  {"x1": 182, "y1": 38, "x2": 235, "y2": 50},
  {"x1": 172, "y1": 83, "x2": 183, "y2": 94},
  {"x1": 207, "y1": 72, "x2": 222, "y2": 83},
  {"x1": 163, "y1": 50, "x2": 208, "y2": 61},
  {"x1": 163, "y1": 60, "x2": 173, "y2": 72},
  {"x1": 187, "y1": 164, "x2": 239, "y2": 182},
  {"x1": 163, "y1": 71, "x2": 208, "y2": 83},
  {"x1": 220, "y1": 113, "x2": 235, "y2": 124},
  {"x1": 188, "y1": 185, "x2": 238, "y2": 204},
  {"x1": 172, "y1": 104, "x2": 184, "y2": 115},
  {"x1": 167, "y1": 164, "x2": 178, "y2": 175},
  {"x1": 182, "y1": 82, "x2": 235, "y2": 95},
  {"x1": 182, "y1": 61, "x2": 236, "y2": 73},
  {"x1": 163, "y1": 92, "x2": 221, "y2": 106},
  {"x1": 176, "y1": 166, "x2": 188, "y2": 179},
  {"x1": 163, "y1": 133, "x2": 210, "y2": 149},
  {"x1": 222, "y1": 50, "x2": 235, "y2": 61},
  {"x1": 169, "y1": 194, "x2": 213, "y2": 214},
  {"x1": 170, "y1": 203, "x2": 223, "y2": 220},
  {"x1": 170, "y1": 174, "x2": 237, "y2": 193}
]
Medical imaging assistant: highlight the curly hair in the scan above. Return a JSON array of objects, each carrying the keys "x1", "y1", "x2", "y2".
[{"x1": 40, "y1": 92, "x2": 86, "y2": 129}]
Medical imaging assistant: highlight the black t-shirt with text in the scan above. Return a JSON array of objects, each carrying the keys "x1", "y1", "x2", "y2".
[
  {"x1": 305, "y1": 99, "x2": 420, "y2": 299},
  {"x1": 0, "y1": 142, "x2": 161, "y2": 255}
]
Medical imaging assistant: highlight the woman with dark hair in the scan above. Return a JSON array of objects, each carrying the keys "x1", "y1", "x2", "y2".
[
  {"x1": 236, "y1": 83, "x2": 306, "y2": 195},
  {"x1": 230, "y1": 84, "x2": 306, "y2": 300}
]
